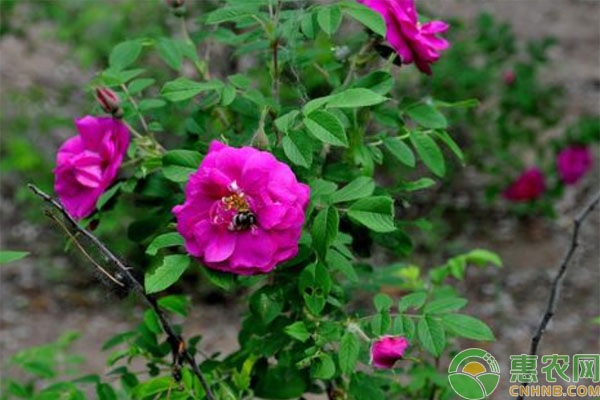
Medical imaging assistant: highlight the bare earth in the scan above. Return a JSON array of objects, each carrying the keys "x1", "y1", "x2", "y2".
[{"x1": 1, "y1": 1, "x2": 599, "y2": 399}]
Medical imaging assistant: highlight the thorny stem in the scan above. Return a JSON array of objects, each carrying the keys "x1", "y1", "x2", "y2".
[
  {"x1": 120, "y1": 84, "x2": 150, "y2": 134},
  {"x1": 28, "y1": 184, "x2": 216, "y2": 400},
  {"x1": 516, "y1": 190, "x2": 600, "y2": 400}
]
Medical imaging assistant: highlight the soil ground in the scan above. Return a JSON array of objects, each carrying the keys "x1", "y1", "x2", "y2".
[{"x1": 1, "y1": 1, "x2": 599, "y2": 399}]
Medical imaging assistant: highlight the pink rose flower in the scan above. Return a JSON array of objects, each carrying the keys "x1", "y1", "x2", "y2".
[
  {"x1": 54, "y1": 116, "x2": 130, "y2": 220},
  {"x1": 557, "y1": 146, "x2": 593, "y2": 185},
  {"x1": 503, "y1": 167, "x2": 546, "y2": 202},
  {"x1": 358, "y1": 0, "x2": 449, "y2": 74},
  {"x1": 503, "y1": 70, "x2": 516, "y2": 86},
  {"x1": 173, "y1": 141, "x2": 310, "y2": 275},
  {"x1": 370, "y1": 336, "x2": 409, "y2": 369}
]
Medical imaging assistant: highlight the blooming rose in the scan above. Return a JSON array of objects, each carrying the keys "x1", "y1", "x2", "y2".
[
  {"x1": 370, "y1": 336, "x2": 409, "y2": 369},
  {"x1": 173, "y1": 141, "x2": 310, "y2": 275},
  {"x1": 503, "y1": 167, "x2": 546, "y2": 202},
  {"x1": 54, "y1": 116, "x2": 130, "y2": 220},
  {"x1": 359, "y1": 0, "x2": 449, "y2": 74},
  {"x1": 557, "y1": 146, "x2": 593, "y2": 185}
]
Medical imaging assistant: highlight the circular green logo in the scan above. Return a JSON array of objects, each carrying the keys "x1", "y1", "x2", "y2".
[{"x1": 448, "y1": 348, "x2": 500, "y2": 400}]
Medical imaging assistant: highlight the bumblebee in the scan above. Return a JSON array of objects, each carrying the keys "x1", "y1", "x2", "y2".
[{"x1": 229, "y1": 211, "x2": 257, "y2": 231}]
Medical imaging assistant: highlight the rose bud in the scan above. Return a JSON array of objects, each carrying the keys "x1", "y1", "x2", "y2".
[
  {"x1": 95, "y1": 87, "x2": 123, "y2": 118},
  {"x1": 503, "y1": 70, "x2": 516, "y2": 86},
  {"x1": 370, "y1": 336, "x2": 409, "y2": 369}
]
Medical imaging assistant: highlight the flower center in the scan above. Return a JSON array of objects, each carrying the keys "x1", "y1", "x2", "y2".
[{"x1": 209, "y1": 181, "x2": 256, "y2": 231}]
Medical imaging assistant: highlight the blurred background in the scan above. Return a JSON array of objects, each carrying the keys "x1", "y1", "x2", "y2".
[{"x1": 1, "y1": 1, "x2": 598, "y2": 398}]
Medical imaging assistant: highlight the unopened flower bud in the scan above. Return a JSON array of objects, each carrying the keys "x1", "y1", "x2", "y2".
[
  {"x1": 251, "y1": 126, "x2": 270, "y2": 150},
  {"x1": 503, "y1": 70, "x2": 516, "y2": 86},
  {"x1": 95, "y1": 87, "x2": 123, "y2": 118}
]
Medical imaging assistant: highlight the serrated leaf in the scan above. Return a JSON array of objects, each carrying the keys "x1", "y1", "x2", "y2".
[
  {"x1": 435, "y1": 130, "x2": 464, "y2": 164},
  {"x1": 97, "y1": 182, "x2": 122, "y2": 210},
  {"x1": 162, "y1": 149, "x2": 202, "y2": 183},
  {"x1": 284, "y1": 321, "x2": 311, "y2": 342},
  {"x1": 146, "y1": 232, "x2": 184, "y2": 256},
  {"x1": 326, "y1": 88, "x2": 387, "y2": 109},
  {"x1": 109, "y1": 40, "x2": 142, "y2": 70},
  {"x1": 417, "y1": 316, "x2": 446, "y2": 357},
  {"x1": 383, "y1": 137, "x2": 415, "y2": 167},
  {"x1": 398, "y1": 292, "x2": 427, "y2": 312},
  {"x1": 131, "y1": 376, "x2": 172, "y2": 398},
  {"x1": 220, "y1": 84, "x2": 236, "y2": 106},
  {"x1": 441, "y1": 314, "x2": 495, "y2": 341},
  {"x1": 304, "y1": 110, "x2": 347, "y2": 147},
  {"x1": 138, "y1": 99, "x2": 166, "y2": 111},
  {"x1": 347, "y1": 196, "x2": 395, "y2": 233},
  {"x1": 311, "y1": 353, "x2": 335, "y2": 379},
  {"x1": 423, "y1": 298, "x2": 468, "y2": 314},
  {"x1": 342, "y1": 2, "x2": 386, "y2": 36},
  {"x1": 205, "y1": 5, "x2": 259, "y2": 24},
  {"x1": 317, "y1": 5, "x2": 342, "y2": 36},
  {"x1": 374, "y1": 293, "x2": 393, "y2": 312},
  {"x1": 410, "y1": 131, "x2": 445, "y2": 177},
  {"x1": 326, "y1": 250, "x2": 357, "y2": 282},
  {"x1": 157, "y1": 295, "x2": 189, "y2": 317},
  {"x1": 311, "y1": 207, "x2": 339, "y2": 259},
  {"x1": 395, "y1": 178, "x2": 436, "y2": 192},
  {"x1": 250, "y1": 287, "x2": 283, "y2": 325},
  {"x1": 156, "y1": 37, "x2": 182, "y2": 71},
  {"x1": 406, "y1": 103, "x2": 447, "y2": 129},
  {"x1": 144, "y1": 255, "x2": 190, "y2": 294},
  {"x1": 274, "y1": 110, "x2": 299, "y2": 132},
  {"x1": 128, "y1": 78, "x2": 155, "y2": 95},
  {"x1": 161, "y1": 78, "x2": 223, "y2": 102},
  {"x1": 282, "y1": 133, "x2": 312, "y2": 168},
  {"x1": 339, "y1": 332, "x2": 360, "y2": 375},
  {"x1": 352, "y1": 70, "x2": 393, "y2": 95},
  {"x1": 330, "y1": 177, "x2": 375, "y2": 204}
]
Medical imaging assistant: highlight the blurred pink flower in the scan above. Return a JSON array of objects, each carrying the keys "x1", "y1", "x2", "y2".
[
  {"x1": 358, "y1": 0, "x2": 449, "y2": 74},
  {"x1": 503, "y1": 70, "x2": 516, "y2": 86},
  {"x1": 503, "y1": 168, "x2": 546, "y2": 202},
  {"x1": 557, "y1": 146, "x2": 593, "y2": 185},
  {"x1": 370, "y1": 336, "x2": 409, "y2": 369},
  {"x1": 173, "y1": 141, "x2": 310, "y2": 275},
  {"x1": 54, "y1": 116, "x2": 130, "y2": 220}
]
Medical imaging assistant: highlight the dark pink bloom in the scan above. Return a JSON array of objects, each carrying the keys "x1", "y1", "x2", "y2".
[
  {"x1": 54, "y1": 116, "x2": 130, "y2": 220},
  {"x1": 557, "y1": 146, "x2": 593, "y2": 185},
  {"x1": 503, "y1": 168, "x2": 546, "y2": 202},
  {"x1": 503, "y1": 70, "x2": 516, "y2": 86},
  {"x1": 370, "y1": 336, "x2": 409, "y2": 369},
  {"x1": 358, "y1": 0, "x2": 449, "y2": 74},
  {"x1": 173, "y1": 141, "x2": 310, "y2": 275}
]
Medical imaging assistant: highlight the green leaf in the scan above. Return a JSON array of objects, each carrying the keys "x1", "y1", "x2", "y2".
[
  {"x1": 161, "y1": 78, "x2": 223, "y2": 102},
  {"x1": 303, "y1": 96, "x2": 332, "y2": 115},
  {"x1": 274, "y1": 110, "x2": 299, "y2": 133},
  {"x1": 405, "y1": 103, "x2": 447, "y2": 129},
  {"x1": 352, "y1": 70, "x2": 393, "y2": 95},
  {"x1": 282, "y1": 132, "x2": 312, "y2": 168},
  {"x1": 410, "y1": 131, "x2": 445, "y2": 177},
  {"x1": 96, "y1": 383, "x2": 117, "y2": 400},
  {"x1": 156, "y1": 37, "x2": 182, "y2": 71},
  {"x1": 304, "y1": 110, "x2": 347, "y2": 147},
  {"x1": 395, "y1": 178, "x2": 436, "y2": 192},
  {"x1": 465, "y1": 249, "x2": 502, "y2": 267},
  {"x1": 0, "y1": 250, "x2": 29, "y2": 265},
  {"x1": 162, "y1": 149, "x2": 202, "y2": 183},
  {"x1": 383, "y1": 137, "x2": 415, "y2": 167},
  {"x1": 143, "y1": 309, "x2": 161, "y2": 334},
  {"x1": 311, "y1": 353, "x2": 336, "y2": 379},
  {"x1": 201, "y1": 268, "x2": 235, "y2": 290},
  {"x1": 342, "y1": 2, "x2": 386, "y2": 36},
  {"x1": 435, "y1": 130, "x2": 464, "y2": 164},
  {"x1": 300, "y1": 12, "x2": 316, "y2": 39},
  {"x1": 441, "y1": 314, "x2": 495, "y2": 341},
  {"x1": 138, "y1": 98, "x2": 166, "y2": 111},
  {"x1": 330, "y1": 177, "x2": 375, "y2": 204},
  {"x1": 97, "y1": 182, "x2": 123, "y2": 210},
  {"x1": 326, "y1": 88, "x2": 387, "y2": 109},
  {"x1": 146, "y1": 232, "x2": 184, "y2": 256},
  {"x1": 250, "y1": 287, "x2": 283, "y2": 325},
  {"x1": 284, "y1": 321, "x2": 311, "y2": 342},
  {"x1": 299, "y1": 263, "x2": 332, "y2": 316},
  {"x1": 347, "y1": 196, "x2": 395, "y2": 233},
  {"x1": 128, "y1": 78, "x2": 155, "y2": 95},
  {"x1": 109, "y1": 40, "x2": 143, "y2": 70},
  {"x1": 417, "y1": 316, "x2": 446, "y2": 357},
  {"x1": 374, "y1": 293, "x2": 393, "y2": 312},
  {"x1": 311, "y1": 206, "x2": 339, "y2": 260},
  {"x1": 326, "y1": 250, "x2": 357, "y2": 282},
  {"x1": 144, "y1": 255, "x2": 190, "y2": 294},
  {"x1": 339, "y1": 332, "x2": 360, "y2": 375},
  {"x1": 398, "y1": 292, "x2": 427, "y2": 312},
  {"x1": 131, "y1": 376, "x2": 173, "y2": 398},
  {"x1": 220, "y1": 84, "x2": 237, "y2": 106},
  {"x1": 423, "y1": 298, "x2": 468, "y2": 314},
  {"x1": 205, "y1": 4, "x2": 259, "y2": 24},
  {"x1": 317, "y1": 5, "x2": 342, "y2": 36},
  {"x1": 157, "y1": 295, "x2": 189, "y2": 317}
]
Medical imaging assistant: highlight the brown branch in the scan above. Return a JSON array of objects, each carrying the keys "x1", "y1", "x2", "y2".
[
  {"x1": 517, "y1": 190, "x2": 600, "y2": 400},
  {"x1": 28, "y1": 184, "x2": 215, "y2": 400}
]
